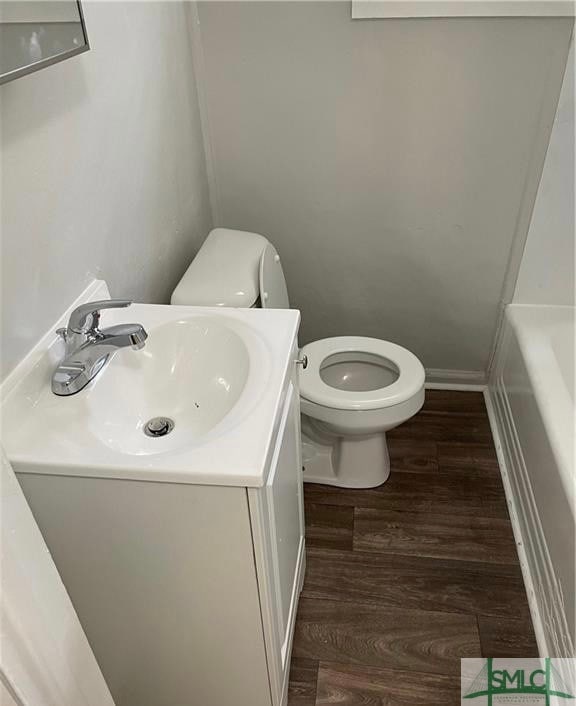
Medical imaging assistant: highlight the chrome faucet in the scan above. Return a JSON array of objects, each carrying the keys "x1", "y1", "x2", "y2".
[{"x1": 52, "y1": 299, "x2": 148, "y2": 396}]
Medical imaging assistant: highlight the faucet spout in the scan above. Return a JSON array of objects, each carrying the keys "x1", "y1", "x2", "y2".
[
  {"x1": 99, "y1": 323, "x2": 148, "y2": 350},
  {"x1": 52, "y1": 301, "x2": 148, "y2": 396}
]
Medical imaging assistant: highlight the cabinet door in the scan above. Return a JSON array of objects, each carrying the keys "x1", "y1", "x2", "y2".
[
  {"x1": 248, "y1": 372, "x2": 305, "y2": 706},
  {"x1": 265, "y1": 381, "x2": 304, "y2": 656}
]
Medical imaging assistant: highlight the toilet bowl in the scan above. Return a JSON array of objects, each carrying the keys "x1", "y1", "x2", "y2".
[
  {"x1": 299, "y1": 336, "x2": 424, "y2": 487},
  {"x1": 171, "y1": 228, "x2": 425, "y2": 488}
]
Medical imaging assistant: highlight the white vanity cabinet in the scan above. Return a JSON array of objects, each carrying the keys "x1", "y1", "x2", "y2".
[
  {"x1": 249, "y1": 375, "x2": 306, "y2": 706},
  {"x1": 16, "y1": 341, "x2": 305, "y2": 706}
]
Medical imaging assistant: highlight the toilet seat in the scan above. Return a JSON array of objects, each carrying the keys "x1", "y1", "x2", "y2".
[{"x1": 299, "y1": 336, "x2": 425, "y2": 411}]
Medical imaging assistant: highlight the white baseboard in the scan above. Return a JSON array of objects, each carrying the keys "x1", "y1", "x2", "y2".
[
  {"x1": 484, "y1": 385, "x2": 575, "y2": 658},
  {"x1": 425, "y1": 367, "x2": 487, "y2": 390}
]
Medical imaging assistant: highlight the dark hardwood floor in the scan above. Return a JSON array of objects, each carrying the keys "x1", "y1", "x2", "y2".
[{"x1": 288, "y1": 390, "x2": 537, "y2": 705}]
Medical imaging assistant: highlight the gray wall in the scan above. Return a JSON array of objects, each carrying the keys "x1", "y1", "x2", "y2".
[
  {"x1": 0, "y1": 1, "x2": 212, "y2": 379},
  {"x1": 196, "y1": 2, "x2": 572, "y2": 375},
  {"x1": 515, "y1": 41, "x2": 574, "y2": 306}
]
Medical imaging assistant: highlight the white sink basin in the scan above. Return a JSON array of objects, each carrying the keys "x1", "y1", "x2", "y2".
[
  {"x1": 89, "y1": 316, "x2": 251, "y2": 455},
  {"x1": 2, "y1": 290, "x2": 300, "y2": 487}
]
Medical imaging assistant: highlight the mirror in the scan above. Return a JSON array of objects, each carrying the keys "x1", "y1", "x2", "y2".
[{"x1": 0, "y1": 1, "x2": 88, "y2": 85}]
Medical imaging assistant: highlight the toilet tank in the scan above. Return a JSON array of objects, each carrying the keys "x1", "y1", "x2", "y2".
[
  {"x1": 171, "y1": 228, "x2": 268, "y2": 307},
  {"x1": 171, "y1": 228, "x2": 290, "y2": 309}
]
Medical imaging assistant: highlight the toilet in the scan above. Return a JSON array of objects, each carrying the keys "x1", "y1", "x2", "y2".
[{"x1": 171, "y1": 228, "x2": 425, "y2": 488}]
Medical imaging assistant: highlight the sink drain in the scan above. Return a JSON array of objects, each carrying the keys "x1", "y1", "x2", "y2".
[{"x1": 144, "y1": 417, "x2": 175, "y2": 438}]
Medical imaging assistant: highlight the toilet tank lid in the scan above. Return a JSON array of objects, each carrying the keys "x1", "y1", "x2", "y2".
[{"x1": 171, "y1": 228, "x2": 268, "y2": 307}]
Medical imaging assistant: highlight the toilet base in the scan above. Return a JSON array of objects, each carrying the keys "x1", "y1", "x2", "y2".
[{"x1": 301, "y1": 421, "x2": 390, "y2": 488}]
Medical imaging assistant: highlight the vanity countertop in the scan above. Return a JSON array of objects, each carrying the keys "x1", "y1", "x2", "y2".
[{"x1": 2, "y1": 283, "x2": 300, "y2": 487}]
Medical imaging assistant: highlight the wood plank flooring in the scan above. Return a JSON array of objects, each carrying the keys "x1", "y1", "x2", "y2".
[{"x1": 288, "y1": 390, "x2": 537, "y2": 706}]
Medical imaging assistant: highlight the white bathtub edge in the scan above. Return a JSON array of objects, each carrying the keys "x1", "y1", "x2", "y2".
[
  {"x1": 483, "y1": 387, "x2": 546, "y2": 654},
  {"x1": 484, "y1": 383, "x2": 575, "y2": 657}
]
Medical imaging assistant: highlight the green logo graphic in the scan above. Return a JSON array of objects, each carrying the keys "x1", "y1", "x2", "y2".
[{"x1": 463, "y1": 658, "x2": 574, "y2": 705}]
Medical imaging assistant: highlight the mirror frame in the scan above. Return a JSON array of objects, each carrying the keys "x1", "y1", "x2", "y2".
[{"x1": 0, "y1": 0, "x2": 89, "y2": 86}]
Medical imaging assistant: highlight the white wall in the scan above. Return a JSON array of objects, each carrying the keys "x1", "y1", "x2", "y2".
[
  {"x1": 1, "y1": 449, "x2": 115, "y2": 705},
  {"x1": 195, "y1": 2, "x2": 572, "y2": 375},
  {"x1": 514, "y1": 40, "x2": 575, "y2": 306},
  {"x1": 0, "y1": 1, "x2": 212, "y2": 379},
  {"x1": 0, "y1": 681, "x2": 19, "y2": 706}
]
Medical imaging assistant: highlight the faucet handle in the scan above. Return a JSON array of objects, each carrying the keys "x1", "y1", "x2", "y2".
[{"x1": 68, "y1": 299, "x2": 132, "y2": 334}]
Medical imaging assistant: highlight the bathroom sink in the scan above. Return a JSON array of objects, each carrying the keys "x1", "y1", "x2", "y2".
[
  {"x1": 2, "y1": 289, "x2": 300, "y2": 486},
  {"x1": 87, "y1": 316, "x2": 251, "y2": 455}
]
